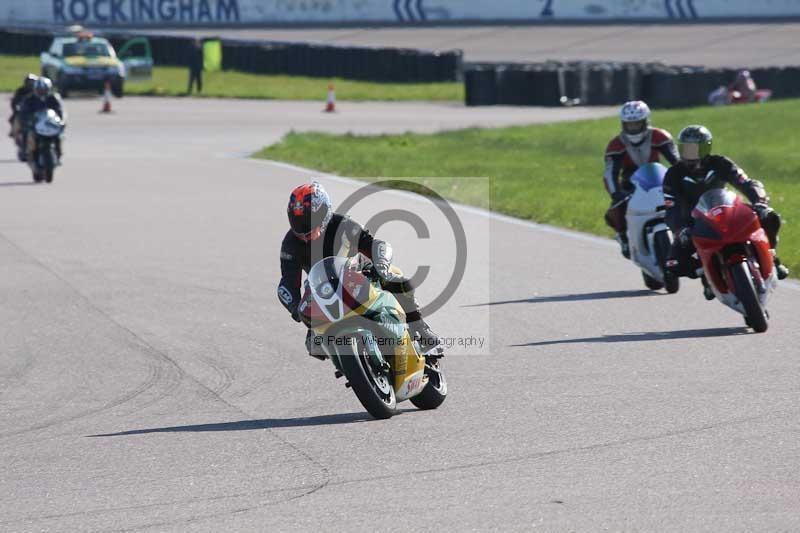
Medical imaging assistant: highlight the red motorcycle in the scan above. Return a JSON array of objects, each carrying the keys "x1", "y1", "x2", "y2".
[{"x1": 691, "y1": 189, "x2": 777, "y2": 332}]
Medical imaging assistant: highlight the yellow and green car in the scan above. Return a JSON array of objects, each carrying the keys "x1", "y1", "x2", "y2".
[{"x1": 40, "y1": 34, "x2": 152, "y2": 98}]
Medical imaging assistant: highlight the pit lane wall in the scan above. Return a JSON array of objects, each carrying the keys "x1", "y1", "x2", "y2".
[{"x1": 3, "y1": 0, "x2": 800, "y2": 26}]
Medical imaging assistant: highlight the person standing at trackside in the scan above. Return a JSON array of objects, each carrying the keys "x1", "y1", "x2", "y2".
[
  {"x1": 187, "y1": 39, "x2": 204, "y2": 94},
  {"x1": 603, "y1": 101, "x2": 680, "y2": 258},
  {"x1": 663, "y1": 125, "x2": 789, "y2": 299}
]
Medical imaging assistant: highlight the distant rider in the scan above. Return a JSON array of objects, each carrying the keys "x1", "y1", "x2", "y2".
[
  {"x1": 728, "y1": 70, "x2": 757, "y2": 103},
  {"x1": 9, "y1": 73, "x2": 37, "y2": 139},
  {"x1": 603, "y1": 101, "x2": 680, "y2": 258},
  {"x1": 277, "y1": 181, "x2": 442, "y2": 359},
  {"x1": 663, "y1": 125, "x2": 789, "y2": 298},
  {"x1": 19, "y1": 77, "x2": 64, "y2": 162}
]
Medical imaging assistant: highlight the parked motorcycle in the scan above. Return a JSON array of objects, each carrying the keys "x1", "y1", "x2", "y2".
[
  {"x1": 691, "y1": 188, "x2": 777, "y2": 332},
  {"x1": 28, "y1": 109, "x2": 64, "y2": 183},
  {"x1": 625, "y1": 162, "x2": 679, "y2": 293},
  {"x1": 299, "y1": 255, "x2": 447, "y2": 419}
]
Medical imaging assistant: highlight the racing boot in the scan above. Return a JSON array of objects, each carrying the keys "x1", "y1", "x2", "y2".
[
  {"x1": 409, "y1": 319, "x2": 443, "y2": 358},
  {"x1": 774, "y1": 255, "x2": 789, "y2": 280},
  {"x1": 55, "y1": 137, "x2": 63, "y2": 166},
  {"x1": 305, "y1": 329, "x2": 328, "y2": 361},
  {"x1": 616, "y1": 232, "x2": 630, "y2": 259},
  {"x1": 700, "y1": 274, "x2": 715, "y2": 301}
]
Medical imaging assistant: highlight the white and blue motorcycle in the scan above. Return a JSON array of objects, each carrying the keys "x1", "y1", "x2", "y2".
[{"x1": 624, "y1": 162, "x2": 680, "y2": 293}]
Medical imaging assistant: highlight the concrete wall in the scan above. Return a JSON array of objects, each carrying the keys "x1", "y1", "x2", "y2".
[{"x1": 3, "y1": 0, "x2": 800, "y2": 27}]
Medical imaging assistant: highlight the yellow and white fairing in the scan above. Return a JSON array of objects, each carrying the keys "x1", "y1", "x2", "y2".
[{"x1": 305, "y1": 256, "x2": 428, "y2": 400}]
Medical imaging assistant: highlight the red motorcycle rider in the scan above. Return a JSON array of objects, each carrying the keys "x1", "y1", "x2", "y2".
[
  {"x1": 603, "y1": 101, "x2": 680, "y2": 258},
  {"x1": 663, "y1": 125, "x2": 789, "y2": 299},
  {"x1": 277, "y1": 182, "x2": 442, "y2": 359}
]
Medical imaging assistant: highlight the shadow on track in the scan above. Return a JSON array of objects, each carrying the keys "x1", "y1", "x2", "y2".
[
  {"x1": 0, "y1": 181, "x2": 37, "y2": 187},
  {"x1": 467, "y1": 289, "x2": 657, "y2": 307},
  {"x1": 87, "y1": 411, "x2": 410, "y2": 437},
  {"x1": 513, "y1": 327, "x2": 749, "y2": 347}
]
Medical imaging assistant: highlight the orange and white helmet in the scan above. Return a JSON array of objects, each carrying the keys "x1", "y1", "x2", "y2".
[{"x1": 287, "y1": 181, "x2": 333, "y2": 242}]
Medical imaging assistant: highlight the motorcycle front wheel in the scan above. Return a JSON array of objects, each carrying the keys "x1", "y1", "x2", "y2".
[
  {"x1": 338, "y1": 335, "x2": 397, "y2": 419},
  {"x1": 409, "y1": 360, "x2": 447, "y2": 410},
  {"x1": 730, "y1": 261, "x2": 768, "y2": 333},
  {"x1": 654, "y1": 230, "x2": 680, "y2": 294},
  {"x1": 42, "y1": 145, "x2": 55, "y2": 183}
]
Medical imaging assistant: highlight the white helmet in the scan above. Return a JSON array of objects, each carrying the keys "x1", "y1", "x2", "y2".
[
  {"x1": 33, "y1": 77, "x2": 53, "y2": 100},
  {"x1": 620, "y1": 100, "x2": 651, "y2": 144}
]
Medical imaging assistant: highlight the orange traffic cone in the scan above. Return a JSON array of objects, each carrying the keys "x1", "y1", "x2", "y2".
[
  {"x1": 324, "y1": 83, "x2": 336, "y2": 113},
  {"x1": 100, "y1": 80, "x2": 112, "y2": 113}
]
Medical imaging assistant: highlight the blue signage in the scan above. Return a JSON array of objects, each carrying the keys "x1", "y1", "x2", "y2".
[{"x1": 52, "y1": 0, "x2": 240, "y2": 23}]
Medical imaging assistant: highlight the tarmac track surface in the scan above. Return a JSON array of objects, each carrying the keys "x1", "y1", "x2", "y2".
[
  {"x1": 133, "y1": 23, "x2": 800, "y2": 67},
  {"x1": 1, "y1": 96, "x2": 799, "y2": 532}
]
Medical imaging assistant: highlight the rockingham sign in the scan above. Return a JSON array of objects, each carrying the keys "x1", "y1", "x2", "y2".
[{"x1": 2, "y1": 0, "x2": 800, "y2": 26}]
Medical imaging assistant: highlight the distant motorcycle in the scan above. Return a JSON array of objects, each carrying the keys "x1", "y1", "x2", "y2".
[
  {"x1": 708, "y1": 86, "x2": 772, "y2": 106},
  {"x1": 299, "y1": 255, "x2": 447, "y2": 419},
  {"x1": 624, "y1": 163, "x2": 679, "y2": 293},
  {"x1": 691, "y1": 188, "x2": 777, "y2": 332},
  {"x1": 28, "y1": 109, "x2": 64, "y2": 183}
]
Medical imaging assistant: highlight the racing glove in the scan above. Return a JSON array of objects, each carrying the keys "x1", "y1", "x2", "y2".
[
  {"x1": 372, "y1": 240, "x2": 393, "y2": 280},
  {"x1": 752, "y1": 202, "x2": 772, "y2": 221},
  {"x1": 677, "y1": 227, "x2": 692, "y2": 247},
  {"x1": 290, "y1": 306, "x2": 302, "y2": 323}
]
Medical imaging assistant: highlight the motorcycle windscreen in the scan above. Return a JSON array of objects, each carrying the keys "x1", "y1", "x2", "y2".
[
  {"x1": 694, "y1": 188, "x2": 738, "y2": 217},
  {"x1": 630, "y1": 162, "x2": 667, "y2": 192},
  {"x1": 307, "y1": 257, "x2": 346, "y2": 322}
]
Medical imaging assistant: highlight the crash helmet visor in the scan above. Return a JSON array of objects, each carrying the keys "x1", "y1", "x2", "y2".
[{"x1": 623, "y1": 119, "x2": 647, "y2": 135}]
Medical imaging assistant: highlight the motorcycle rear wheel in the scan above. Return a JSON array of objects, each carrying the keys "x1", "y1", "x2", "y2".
[
  {"x1": 641, "y1": 272, "x2": 664, "y2": 291},
  {"x1": 730, "y1": 262, "x2": 768, "y2": 333},
  {"x1": 338, "y1": 336, "x2": 397, "y2": 419},
  {"x1": 410, "y1": 360, "x2": 447, "y2": 410}
]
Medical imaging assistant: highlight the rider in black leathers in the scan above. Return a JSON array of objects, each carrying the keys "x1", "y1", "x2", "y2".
[
  {"x1": 19, "y1": 77, "x2": 64, "y2": 162},
  {"x1": 663, "y1": 125, "x2": 789, "y2": 295},
  {"x1": 277, "y1": 181, "x2": 442, "y2": 359},
  {"x1": 9, "y1": 74, "x2": 37, "y2": 138}
]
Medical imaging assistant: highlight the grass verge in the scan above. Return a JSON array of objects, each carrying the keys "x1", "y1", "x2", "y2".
[
  {"x1": 0, "y1": 54, "x2": 463, "y2": 101},
  {"x1": 255, "y1": 99, "x2": 800, "y2": 276}
]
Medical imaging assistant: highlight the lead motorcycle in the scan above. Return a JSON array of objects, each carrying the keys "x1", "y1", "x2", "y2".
[
  {"x1": 28, "y1": 109, "x2": 64, "y2": 183},
  {"x1": 624, "y1": 162, "x2": 680, "y2": 293},
  {"x1": 691, "y1": 188, "x2": 777, "y2": 332},
  {"x1": 298, "y1": 255, "x2": 447, "y2": 419}
]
